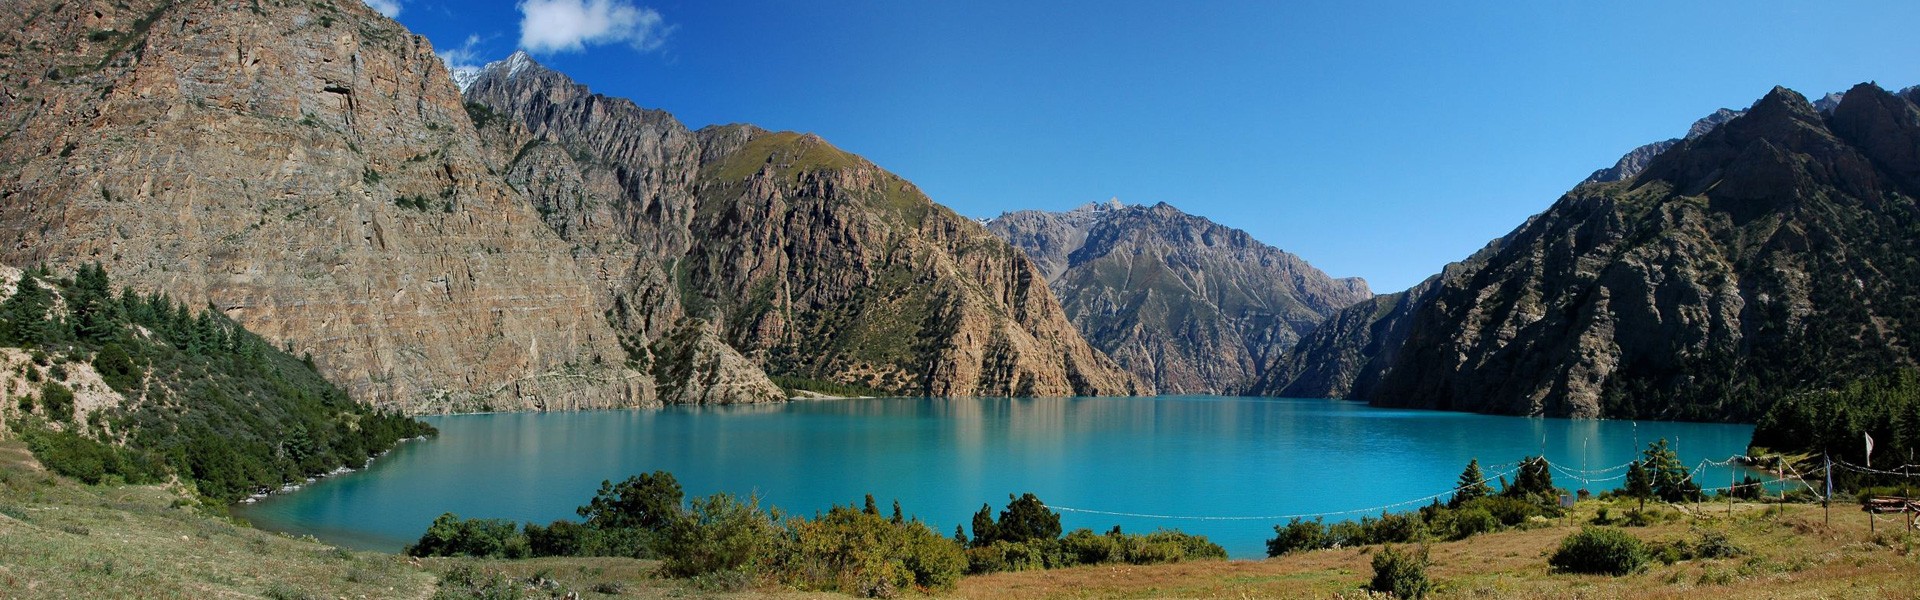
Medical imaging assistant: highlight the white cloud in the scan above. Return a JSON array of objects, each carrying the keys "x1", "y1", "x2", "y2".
[
  {"x1": 517, "y1": 0, "x2": 669, "y2": 54},
  {"x1": 364, "y1": 0, "x2": 403, "y2": 18},
  {"x1": 437, "y1": 34, "x2": 489, "y2": 91},
  {"x1": 438, "y1": 34, "x2": 488, "y2": 72}
]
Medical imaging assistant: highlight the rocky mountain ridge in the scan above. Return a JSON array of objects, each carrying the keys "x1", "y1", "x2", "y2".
[
  {"x1": 987, "y1": 201, "x2": 1369, "y2": 394},
  {"x1": 1259, "y1": 83, "x2": 1920, "y2": 421},
  {"x1": 0, "y1": 0, "x2": 1137, "y2": 412},
  {"x1": 0, "y1": 0, "x2": 652, "y2": 413},
  {"x1": 463, "y1": 52, "x2": 1143, "y2": 398}
]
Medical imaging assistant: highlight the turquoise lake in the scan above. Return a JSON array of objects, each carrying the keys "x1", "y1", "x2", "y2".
[{"x1": 235, "y1": 396, "x2": 1761, "y2": 558}]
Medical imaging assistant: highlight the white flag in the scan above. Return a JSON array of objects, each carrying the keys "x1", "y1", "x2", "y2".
[{"x1": 1865, "y1": 431, "x2": 1875, "y2": 468}]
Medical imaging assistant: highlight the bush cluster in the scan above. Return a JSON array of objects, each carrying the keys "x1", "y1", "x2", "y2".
[
  {"x1": 408, "y1": 473, "x2": 1222, "y2": 596},
  {"x1": 1368, "y1": 544, "x2": 1432, "y2": 599},
  {"x1": 1549, "y1": 526, "x2": 1648, "y2": 575},
  {"x1": 959, "y1": 493, "x2": 1225, "y2": 574},
  {"x1": 1268, "y1": 456, "x2": 1566, "y2": 558},
  {"x1": 964, "y1": 527, "x2": 1225, "y2": 574},
  {"x1": 1266, "y1": 495, "x2": 1551, "y2": 558}
]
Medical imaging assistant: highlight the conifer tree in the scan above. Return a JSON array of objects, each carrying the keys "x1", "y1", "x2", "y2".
[
  {"x1": 1623, "y1": 459, "x2": 1653, "y2": 513},
  {"x1": 996, "y1": 493, "x2": 1062, "y2": 544},
  {"x1": 70, "y1": 262, "x2": 119, "y2": 342},
  {"x1": 969, "y1": 504, "x2": 997, "y2": 547},
  {"x1": 1450, "y1": 458, "x2": 1492, "y2": 507},
  {"x1": 1504, "y1": 456, "x2": 1556, "y2": 502},
  {"x1": 1641, "y1": 439, "x2": 1701, "y2": 502}
]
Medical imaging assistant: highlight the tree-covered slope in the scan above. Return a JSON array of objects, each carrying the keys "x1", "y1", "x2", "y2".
[{"x1": 1, "y1": 264, "x2": 433, "y2": 503}]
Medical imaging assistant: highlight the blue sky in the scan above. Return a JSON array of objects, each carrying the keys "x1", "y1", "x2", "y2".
[{"x1": 381, "y1": 0, "x2": 1920, "y2": 292}]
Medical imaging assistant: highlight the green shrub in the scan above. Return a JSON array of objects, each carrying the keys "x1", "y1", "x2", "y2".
[
  {"x1": 578, "y1": 471, "x2": 683, "y2": 531},
  {"x1": 20, "y1": 427, "x2": 163, "y2": 485},
  {"x1": 965, "y1": 539, "x2": 1056, "y2": 574},
  {"x1": 1133, "y1": 530, "x2": 1226, "y2": 563},
  {"x1": 92, "y1": 343, "x2": 140, "y2": 392},
  {"x1": 659, "y1": 493, "x2": 782, "y2": 579},
  {"x1": 1549, "y1": 527, "x2": 1649, "y2": 575},
  {"x1": 783, "y1": 503, "x2": 965, "y2": 595},
  {"x1": 1691, "y1": 529, "x2": 1746, "y2": 559},
  {"x1": 1465, "y1": 495, "x2": 1543, "y2": 526},
  {"x1": 1362, "y1": 511, "x2": 1426, "y2": 544},
  {"x1": 1369, "y1": 544, "x2": 1433, "y2": 599},
  {"x1": 1444, "y1": 506, "x2": 1499, "y2": 540},
  {"x1": 406, "y1": 513, "x2": 529, "y2": 559},
  {"x1": 1266, "y1": 517, "x2": 1327, "y2": 557},
  {"x1": 40, "y1": 382, "x2": 74, "y2": 422},
  {"x1": 580, "y1": 526, "x2": 658, "y2": 558},
  {"x1": 523, "y1": 519, "x2": 587, "y2": 557},
  {"x1": 1326, "y1": 520, "x2": 1365, "y2": 548},
  {"x1": 1060, "y1": 528, "x2": 1121, "y2": 564}
]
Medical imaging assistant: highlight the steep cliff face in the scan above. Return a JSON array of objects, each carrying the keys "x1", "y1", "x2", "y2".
[
  {"x1": 988, "y1": 202, "x2": 1370, "y2": 394},
  {"x1": 1271, "y1": 84, "x2": 1920, "y2": 421},
  {"x1": 464, "y1": 54, "x2": 1141, "y2": 397},
  {"x1": 0, "y1": 0, "x2": 654, "y2": 413}
]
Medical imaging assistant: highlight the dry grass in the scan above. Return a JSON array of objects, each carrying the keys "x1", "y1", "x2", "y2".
[
  {"x1": 952, "y1": 501, "x2": 1920, "y2": 599},
  {"x1": 0, "y1": 440, "x2": 433, "y2": 599}
]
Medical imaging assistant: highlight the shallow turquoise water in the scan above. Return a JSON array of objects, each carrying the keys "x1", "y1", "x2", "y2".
[{"x1": 235, "y1": 396, "x2": 1758, "y2": 558}]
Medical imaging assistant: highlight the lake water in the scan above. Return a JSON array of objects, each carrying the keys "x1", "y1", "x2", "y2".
[{"x1": 235, "y1": 396, "x2": 1760, "y2": 558}]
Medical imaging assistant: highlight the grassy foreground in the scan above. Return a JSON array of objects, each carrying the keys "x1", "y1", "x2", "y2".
[
  {"x1": 954, "y1": 501, "x2": 1920, "y2": 599},
  {"x1": 2, "y1": 438, "x2": 1916, "y2": 599}
]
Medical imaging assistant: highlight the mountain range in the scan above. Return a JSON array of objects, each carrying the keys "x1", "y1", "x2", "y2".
[
  {"x1": 987, "y1": 200, "x2": 1369, "y2": 394},
  {"x1": 1256, "y1": 83, "x2": 1920, "y2": 421},
  {"x1": 3, "y1": 0, "x2": 1918, "y2": 427},
  {"x1": 0, "y1": 0, "x2": 1137, "y2": 414}
]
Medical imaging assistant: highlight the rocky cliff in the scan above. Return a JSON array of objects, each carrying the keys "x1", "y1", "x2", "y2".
[
  {"x1": 463, "y1": 54, "x2": 1142, "y2": 398},
  {"x1": 0, "y1": 0, "x2": 654, "y2": 413},
  {"x1": 988, "y1": 202, "x2": 1370, "y2": 394},
  {"x1": 1263, "y1": 84, "x2": 1920, "y2": 421},
  {"x1": 1583, "y1": 109, "x2": 1744, "y2": 184}
]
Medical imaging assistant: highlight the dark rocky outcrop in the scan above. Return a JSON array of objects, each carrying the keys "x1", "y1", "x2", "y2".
[
  {"x1": 988, "y1": 202, "x2": 1369, "y2": 394},
  {"x1": 1262, "y1": 84, "x2": 1920, "y2": 421}
]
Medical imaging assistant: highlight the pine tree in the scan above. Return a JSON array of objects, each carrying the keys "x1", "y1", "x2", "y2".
[
  {"x1": 70, "y1": 262, "x2": 120, "y2": 342},
  {"x1": 1450, "y1": 458, "x2": 1492, "y2": 508},
  {"x1": 969, "y1": 504, "x2": 998, "y2": 547},
  {"x1": 1, "y1": 273, "x2": 55, "y2": 346},
  {"x1": 863, "y1": 493, "x2": 879, "y2": 516},
  {"x1": 1641, "y1": 439, "x2": 1701, "y2": 502},
  {"x1": 1504, "y1": 456, "x2": 1555, "y2": 502},
  {"x1": 1623, "y1": 459, "x2": 1653, "y2": 513},
  {"x1": 996, "y1": 493, "x2": 1061, "y2": 544}
]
